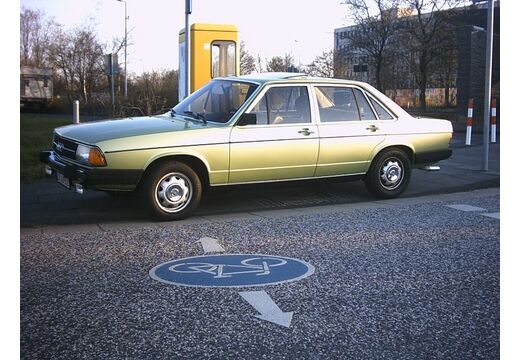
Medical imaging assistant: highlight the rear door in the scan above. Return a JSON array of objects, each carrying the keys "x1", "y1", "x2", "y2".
[{"x1": 313, "y1": 85, "x2": 386, "y2": 176}]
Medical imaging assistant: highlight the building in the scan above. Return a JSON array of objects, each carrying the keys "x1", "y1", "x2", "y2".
[
  {"x1": 20, "y1": 66, "x2": 53, "y2": 108},
  {"x1": 334, "y1": 2, "x2": 500, "y2": 122}
]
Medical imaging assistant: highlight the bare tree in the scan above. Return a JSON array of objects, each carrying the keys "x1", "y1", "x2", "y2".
[
  {"x1": 400, "y1": 0, "x2": 462, "y2": 110},
  {"x1": 266, "y1": 54, "x2": 295, "y2": 72},
  {"x1": 341, "y1": 0, "x2": 399, "y2": 91},
  {"x1": 434, "y1": 31, "x2": 458, "y2": 107},
  {"x1": 255, "y1": 55, "x2": 264, "y2": 73},
  {"x1": 266, "y1": 56, "x2": 284, "y2": 72},
  {"x1": 48, "y1": 25, "x2": 105, "y2": 104},
  {"x1": 306, "y1": 50, "x2": 335, "y2": 78},
  {"x1": 20, "y1": 7, "x2": 57, "y2": 67},
  {"x1": 128, "y1": 70, "x2": 179, "y2": 115},
  {"x1": 240, "y1": 41, "x2": 257, "y2": 75}
]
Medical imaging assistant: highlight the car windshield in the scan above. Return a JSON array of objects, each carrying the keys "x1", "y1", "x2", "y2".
[{"x1": 173, "y1": 80, "x2": 259, "y2": 124}]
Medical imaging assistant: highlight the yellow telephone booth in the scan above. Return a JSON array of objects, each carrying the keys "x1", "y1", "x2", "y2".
[{"x1": 179, "y1": 23, "x2": 239, "y2": 101}]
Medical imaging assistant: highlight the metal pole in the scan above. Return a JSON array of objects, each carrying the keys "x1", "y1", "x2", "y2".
[
  {"x1": 482, "y1": 0, "x2": 494, "y2": 171},
  {"x1": 185, "y1": 0, "x2": 192, "y2": 99},
  {"x1": 111, "y1": 53, "x2": 115, "y2": 114},
  {"x1": 117, "y1": 0, "x2": 128, "y2": 101},
  {"x1": 124, "y1": 1, "x2": 128, "y2": 101}
]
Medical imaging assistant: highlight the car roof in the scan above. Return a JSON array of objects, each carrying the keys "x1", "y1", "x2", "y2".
[
  {"x1": 217, "y1": 73, "x2": 411, "y2": 119},
  {"x1": 223, "y1": 72, "x2": 367, "y2": 87}
]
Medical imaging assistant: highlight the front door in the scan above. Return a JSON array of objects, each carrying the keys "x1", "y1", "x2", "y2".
[{"x1": 229, "y1": 85, "x2": 319, "y2": 183}]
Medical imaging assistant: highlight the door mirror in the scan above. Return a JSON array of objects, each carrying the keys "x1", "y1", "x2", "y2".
[{"x1": 237, "y1": 113, "x2": 257, "y2": 126}]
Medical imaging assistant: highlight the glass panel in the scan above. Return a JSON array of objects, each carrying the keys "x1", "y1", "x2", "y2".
[
  {"x1": 249, "y1": 96, "x2": 268, "y2": 125},
  {"x1": 315, "y1": 87, "x2": 360, "y2": 122},
  {"x1": 173, "y1": 80, "x2": 258, "y2": 123},
  {"x1": 212, "y1": 41, "x2": 236, "y2": 78},
  {"x1": 264, "y1": 86, "x2": 311, "y2": 125},
  {"x1": 211, "y1": 44, "x2": 220, "y2": 78},
  {"x1": 353, "y1": 88, "x2": 376, "y2": 121},
  {"x1": 368, "y1": 95, "x2": 394, "y2": 120}
]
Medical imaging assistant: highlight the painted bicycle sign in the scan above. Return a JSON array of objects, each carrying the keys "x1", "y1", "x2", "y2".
[{"x1": 150, "y1": 254, "x2": 314, "y2": 288}]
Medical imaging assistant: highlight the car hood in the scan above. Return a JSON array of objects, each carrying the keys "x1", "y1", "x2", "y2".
[{"x1": 55, "y1": 114, "x2": 214, "y2": 145}]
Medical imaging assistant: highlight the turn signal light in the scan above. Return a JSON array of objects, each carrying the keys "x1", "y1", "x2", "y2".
[{"x1": 88, "y1": 148, "x2": 107, "y2": 166}]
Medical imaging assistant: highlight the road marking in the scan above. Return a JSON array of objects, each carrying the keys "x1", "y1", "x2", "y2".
[
  {"x1": 446, "y1": 204, "x2": 487, "y2": 212},
  {"x1": 196, "y1": 237, "x2": 226, "y2": 254},
  {"x1": 481, "y1": 212, "x2": 500, "y2": 219},
  {"x1": 150, "y1": 254, "x2": 314, "y2": 288},
  {"x1": 239, "y1": 290, "x2": 293, "y2": 328}
]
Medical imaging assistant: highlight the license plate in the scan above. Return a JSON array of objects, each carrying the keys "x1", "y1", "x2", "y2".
[{"x1": 56, "y1": 172, "x2": 71, "y2": 189}]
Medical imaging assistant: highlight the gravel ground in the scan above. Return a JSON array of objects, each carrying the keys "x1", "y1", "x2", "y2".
[{"x1": 20, "y1": 195, "x2": 500, "y2": 359}]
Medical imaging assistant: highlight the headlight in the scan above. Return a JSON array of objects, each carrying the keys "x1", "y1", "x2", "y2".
[{"x1": 76, "y1": 144, "x2": 107, "y2": 166}]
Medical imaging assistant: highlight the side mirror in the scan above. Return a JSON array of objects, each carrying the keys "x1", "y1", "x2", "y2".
[{"x1": 237, "y1": 113, "x2": 257, "y2": 126}]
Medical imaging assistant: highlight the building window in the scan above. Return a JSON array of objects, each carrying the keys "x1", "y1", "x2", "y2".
[{"x1": 353, "y1": 65, "x2": 368, "y2": 73}]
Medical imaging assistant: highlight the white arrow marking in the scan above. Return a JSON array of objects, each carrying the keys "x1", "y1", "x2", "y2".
[
  {"x1": 239, "y1": 290, "x2": 293, "y2": 328},
  {"x1": 446, "y1": 204, "x2": 486, "y2": 212},
  {"x1": 196, "y1": 237, "x2": 226, "y2": 254},
  {"x1": 481, "y1": 212, "x2": 500, "y2": 219}
]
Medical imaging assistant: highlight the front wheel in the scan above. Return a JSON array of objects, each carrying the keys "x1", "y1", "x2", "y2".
[
  {"x1": 142, "y1": 161, "x2": 202, "y2": 221},
  {"x1": 364, "y1": 149, "x2": 411, "y2": 199}
]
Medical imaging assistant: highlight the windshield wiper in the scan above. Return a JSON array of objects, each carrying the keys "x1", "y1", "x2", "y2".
[{"x1": 183, "y1": 111, "x2": 207, "y2": 124}]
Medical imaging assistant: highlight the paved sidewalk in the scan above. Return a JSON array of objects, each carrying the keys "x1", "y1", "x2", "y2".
[{"x1": 20, "y1": 131, "x2": 499, "y2": 234}]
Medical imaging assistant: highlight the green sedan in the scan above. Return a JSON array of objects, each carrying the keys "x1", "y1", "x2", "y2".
[{"x1": 40, "y1": 73, "x2": 452, "y2": 220}]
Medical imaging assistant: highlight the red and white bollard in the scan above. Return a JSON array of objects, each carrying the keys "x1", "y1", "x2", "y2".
[
  {"x1": 465, "y1": 98, "x2": 474, "y2": 146},
  {"x1": 491, "y1": 98, "x2": 497, "y2": 143}
]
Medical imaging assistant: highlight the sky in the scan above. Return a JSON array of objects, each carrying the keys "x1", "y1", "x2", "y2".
[{"x1": 20, "y1": 0, "x2": 350, "y2": 74}]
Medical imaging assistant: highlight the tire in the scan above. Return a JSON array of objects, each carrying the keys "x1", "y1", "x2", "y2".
[
  {"x1": 364, "y1": 148, "x2": 411, "y2": 199},
  {"x1": 141, "y1": 161, "x2": 202, "y2": 221}
]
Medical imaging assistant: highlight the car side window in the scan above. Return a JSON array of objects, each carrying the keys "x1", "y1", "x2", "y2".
[
  {"x1": 249, "y1": 86, "x2": 311, "y2": 125},
  {"x1": 249, "y1": 96, "x2": 269, "y2": 125},
  {"x1": 368, "y1": 95, "x2": 394, "y2": 120},
  {"x1": 352, "y1": 88, "x2": 377, "y2": 121},
  {"x1": 315, "y1": 87, "x2": 360, "y2": 122}
]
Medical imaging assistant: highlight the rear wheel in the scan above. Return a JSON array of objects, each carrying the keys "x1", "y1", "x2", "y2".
[
  {"x1": 364, "y1": 149, "x2": 411, "y2": 199},
  {"x1": 142, "y1": 161, "x2": 202, "y2": 221}
]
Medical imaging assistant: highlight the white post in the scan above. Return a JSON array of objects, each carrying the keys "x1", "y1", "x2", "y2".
[
  {"x1": 73, "y1": 100, "x2": 80, "y2": 124},
  {"x1": 465, "y1": 98, "x2": 473, "y2": 146},
  {"x1": 491, "y1": 98, "x2": 497, "y2": 143}
]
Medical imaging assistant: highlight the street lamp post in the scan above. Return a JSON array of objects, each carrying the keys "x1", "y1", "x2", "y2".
[
  {"x1": 117, "y1": 0, "x2": 128, "y2": 102},
  {"x1": 472, "y1": 0, "x2": 495, "y2": 171},
  {"x1": 185, "y1": 0, "x2": 192, "y2": 98}
]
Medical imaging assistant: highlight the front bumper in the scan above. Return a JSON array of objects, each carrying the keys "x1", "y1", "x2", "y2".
[{"x1": 39, "y1": 150, "x2": 143, "y2": 190}]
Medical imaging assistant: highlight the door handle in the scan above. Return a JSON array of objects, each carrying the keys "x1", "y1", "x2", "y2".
[
  {"x1": 366, "y1": 125, "x2": 379, "y2": 132},
  {"x1": 298, "y1": 128, "x2": 314, "y2": 136}
]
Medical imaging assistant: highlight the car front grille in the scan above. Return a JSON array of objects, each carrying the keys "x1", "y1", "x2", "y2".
[{"x1": 53, "y1": 134, "x2": 78, "y2": 160}]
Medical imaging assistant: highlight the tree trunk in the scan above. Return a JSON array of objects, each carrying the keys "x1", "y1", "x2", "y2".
[
  {"x1": 419, "y1": 53, "x2": 428, "y2": 112},
  {"x1": 375, "y1": 57, "x2": 383, "y2": 91}
]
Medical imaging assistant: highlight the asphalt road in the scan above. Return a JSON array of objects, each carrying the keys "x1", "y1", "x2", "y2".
[{"x1": 20, "y1": 190, "x2": 500, "y2": 359}]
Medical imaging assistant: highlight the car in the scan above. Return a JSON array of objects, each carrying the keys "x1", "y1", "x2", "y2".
[{"x1": 40, "y1": 73, "x2": 453, "y2": 220}]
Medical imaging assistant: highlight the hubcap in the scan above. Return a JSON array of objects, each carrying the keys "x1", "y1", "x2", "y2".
[
  {"x1": 380, "y1": 159, "x2": 403, "y2": 190},
  {"x1": 155, "y1": 173, "x2": 192, "y2": 213}
]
